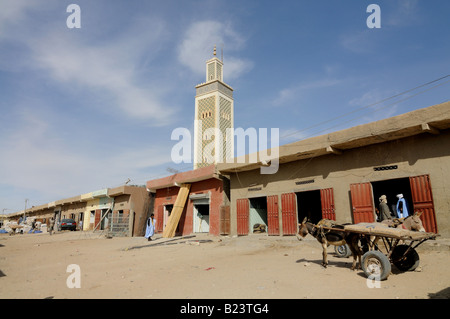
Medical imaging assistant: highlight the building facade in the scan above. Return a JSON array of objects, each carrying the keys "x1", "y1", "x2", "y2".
[
  {"x1": 5, "y1": 186, "x2": 151, "y2": 236},
  {"x1": 218, "y1": 101, "x2": 450, "y2": 237},
  {"x1": 146, "y1": 165, "x2": 230, "y2": 236}
]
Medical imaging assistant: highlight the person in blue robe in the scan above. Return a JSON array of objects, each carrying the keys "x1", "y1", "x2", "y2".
[
  {"x1": 145, "y1": 214, "x2": 155, "y2": 241},
  {"x1": 396, "y1": 194, "x2": 410, "y2": 218}
]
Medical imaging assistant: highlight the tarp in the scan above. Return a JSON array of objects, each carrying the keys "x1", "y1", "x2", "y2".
[{"x1": 28, "y1": 230, "x2": 43, "y2": 234}]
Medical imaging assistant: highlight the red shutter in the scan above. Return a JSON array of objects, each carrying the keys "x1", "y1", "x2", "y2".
[
  {"x1": 236, "y1": 198, "x2": 249, "y2": 236},
  {"x1": 350, "y1": 183, "x2": 375, "y2": 223},
  {"x1": 281, "y1": 193, "x2": 297, "y2": 235},
  {"x1": 156, "y1": 205, "x2": 164, "y2": 233},
  {"x1": 94, "y1": 209, "x2": 101, "y2": 228},
  {"x1": 267, "y1": 195, "x2": 280, "y2": 236},
  {"x1": 320, "y1": 188, "x2": 336, "y2": 220},
  {"x1": 410, "y1": 175, "x2": 438, "y2": 233},
  {"x1": 219, "y1": 205, "x2": 230, "y2": 235}
]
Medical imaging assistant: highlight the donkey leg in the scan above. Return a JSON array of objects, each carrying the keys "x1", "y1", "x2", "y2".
[
  {"x1": 322, "y1": 242, "x2": 328, "y2": 268},
  {"x1": 348, "y1": 234, "x2": 362, "y2": 270}
]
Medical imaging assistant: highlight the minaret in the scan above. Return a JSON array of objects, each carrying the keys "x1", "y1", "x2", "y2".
[{"x1": 194, "y1": 46, "x2": 234, "y2": 169}]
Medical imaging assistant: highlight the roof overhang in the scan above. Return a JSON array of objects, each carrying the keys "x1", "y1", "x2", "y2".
[
  {"x1": 146, "y1": 165, "x2": 221, "y2": 192},
  {"x1": 217, "y1": 101, "x2": 450, "y2": 174}
]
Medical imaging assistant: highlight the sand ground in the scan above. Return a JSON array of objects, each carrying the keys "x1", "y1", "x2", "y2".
[{"x1": 0, "y1": 230, "x2": 449, "y2": 300}]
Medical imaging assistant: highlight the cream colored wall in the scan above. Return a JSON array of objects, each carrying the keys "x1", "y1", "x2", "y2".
[
  {"x1": 229, "y1": 130, "x2": 450, "y2": 237},
  {"x1": 83, "y1": 199, "x2": 99, "y2": 230}
]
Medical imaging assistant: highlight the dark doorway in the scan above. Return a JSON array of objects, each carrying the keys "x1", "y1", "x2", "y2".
[
  {"x1": 371, "y1": 178, "x2": 412, "y2": 220},
  {"x1": 249, "y1": 197, "x2": 267, "y2": 233},
  {"x1": 194, "y1": 204, "x2": 210, "y2": 233},
  {"x1": 296, "y1": 190, "x2": 322, "y2": 224}
]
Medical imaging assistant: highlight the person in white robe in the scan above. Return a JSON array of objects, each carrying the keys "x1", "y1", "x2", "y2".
[{"x1": 145, "y1": 214, "x2": 155, "y2": 241}]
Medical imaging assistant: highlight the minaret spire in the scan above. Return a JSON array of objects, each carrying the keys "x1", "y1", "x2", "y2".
[{"x1": 194, "y1": 45, "x2": 234, "y2": 169}]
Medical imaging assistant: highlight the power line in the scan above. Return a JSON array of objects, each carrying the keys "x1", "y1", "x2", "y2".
[
  {"x1": 295, "y1": 79, "x2": 450, "y2": 141},
  {"x1": 280, "y1": 74, "x2": 450, "y2": 141}
]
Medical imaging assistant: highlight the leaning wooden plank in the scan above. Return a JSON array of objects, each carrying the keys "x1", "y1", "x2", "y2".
[
  {"x1": 162, "y1": 184, "x2": 191, "y2": 238},
  {"x1": 163, "y1": 184, "x2": 191, "y2": 238}
]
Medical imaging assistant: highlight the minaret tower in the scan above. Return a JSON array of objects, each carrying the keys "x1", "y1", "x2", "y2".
[{"x1": 194, "y1": 46, "x2": 234, "y2": 169}]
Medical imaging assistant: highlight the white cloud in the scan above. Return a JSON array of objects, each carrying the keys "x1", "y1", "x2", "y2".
[
  {"x1": 339, "y1": 30, "x2": 374, "y2": 54},
  {"x1": 348, "y1": 88, "x2": 400, "y2": 122},
  {"x1": 0, "y1": 0, "x2": 44, "y2": 39},
  {"x1": 273, "y1": 78, "x2": 341, "y2": 107},
  {"x1": 0, "y1": 110, "x2": 173, "y2": 201},
  {"x1": 0, "y1": 3, "x2": 176, "y2": 126},
  {"x1": 177, "y1": 20, "x2": 253, "y2": 81},
  {"x1": 385, "y1": 0, "x2": 420, "y2": 27}
]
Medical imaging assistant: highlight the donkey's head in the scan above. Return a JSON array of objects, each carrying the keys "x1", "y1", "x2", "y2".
[
  {"x1": 298, "y1": 217, "x2": 309, "y2": 238},
  {"x1": 401, "y1": 211, "x2": 426, "y2": 232}
]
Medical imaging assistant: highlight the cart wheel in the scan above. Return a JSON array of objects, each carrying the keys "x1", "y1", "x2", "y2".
[
  {"x1": 391, "y1": 245, "x2": 420, "y2": 271},
  {"x1": 334, "y1": 244, "x2": 351, "y2": 258},
  {"x1": 362, "y1": 250, "x2": 391, "y2": 281}
]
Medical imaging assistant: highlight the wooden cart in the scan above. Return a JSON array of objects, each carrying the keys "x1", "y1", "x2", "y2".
[{"x1": 332, "y1": 222, "x2": 437, "y2": 281}]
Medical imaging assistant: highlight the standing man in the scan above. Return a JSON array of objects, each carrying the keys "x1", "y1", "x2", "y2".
[
  {"x1": 48, "y1": 217, "x2": 55, "y2": 235},
  {"x1": 145, "y1": 214, "x2": 155, "y2": 241},
  {"x1": 378, "y1": 195, "x2": 392, "y2": 221},
  {"x1": 396, "y1": 194, "x2": 410, "y2": 218}
]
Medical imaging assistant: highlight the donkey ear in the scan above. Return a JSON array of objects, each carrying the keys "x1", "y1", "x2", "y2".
[
  {"x1": 415, "y1": 211, "x2": 423, "y2": 217},
  {"x1": 302, "y1": 217, "x2": 307, "y2": 224}
]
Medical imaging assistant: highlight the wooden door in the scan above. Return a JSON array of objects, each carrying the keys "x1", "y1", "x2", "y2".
[
  {"x1": 410, "y1": 175, "x2": 438, "y2": 233},
  {"x1": 350, "y1": 183, "x2": 375, "y2": 223},
  {"x1": 267, "y1": 195, "x2": 280, "y2": 236},
  {"x1": 281, "y1": 193, "x2": 297, "y2": 235},
  {"x1": 236, "y1": 198, "x2": 249, "y2": 236},
  {"x1": 320, "y1": 188, "x2": 336, "y2": 220}
]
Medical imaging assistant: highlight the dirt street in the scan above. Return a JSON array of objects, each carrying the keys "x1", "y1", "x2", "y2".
[{"x1": 0, "y1": 231, "x2": 449, "y2": 300}]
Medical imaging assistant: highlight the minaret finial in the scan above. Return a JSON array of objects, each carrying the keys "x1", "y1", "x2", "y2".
[{"x1": 213, "y1": 45, "x2": 216, "y2": 56}]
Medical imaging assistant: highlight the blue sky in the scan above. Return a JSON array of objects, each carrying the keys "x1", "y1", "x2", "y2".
[{"x1": 1, "y1": 0, "x2": 449, "y2": 214}]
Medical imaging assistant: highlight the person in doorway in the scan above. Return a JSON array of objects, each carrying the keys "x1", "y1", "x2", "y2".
[
  {"x1": 378, "y1": 195, "x2": 392, "y2": 222},
  {"x1": 48, "y1": 217, "x2": 55, "y2": 235},
  {"x1": 396, "y1": 194, "x2": 410, "y2": 218},
  {"x1": 145, "y1": 214, "x2": 155, "y2": 241}
]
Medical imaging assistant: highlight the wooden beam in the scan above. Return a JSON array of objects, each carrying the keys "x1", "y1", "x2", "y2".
[
  {"x1": 93, "y1": 207, "x2": 112, "y2": 232},
  {"x1": 421, "y1": 123, "x2": 440, "y2": 135},
  {"x1": 326, "y1": 146, "x2": 342, "y2": 155},
  {"x1": 162, "y1": 184, "x2": 191, "y2": 238}
]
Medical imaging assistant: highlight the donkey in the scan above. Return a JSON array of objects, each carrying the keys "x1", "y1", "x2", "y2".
[
  {"x1": 396, "y1": 211, "x2": 426, "y2": 232},
  {"x1": 370, "y1": 211, "x2": 426, "y2": 248},
  {"x1": 380, "y1": 211, "x2": 425, "y2": 232},
  {"x1": 298, "y1": 218, "x2": 362, "y2": 270}
]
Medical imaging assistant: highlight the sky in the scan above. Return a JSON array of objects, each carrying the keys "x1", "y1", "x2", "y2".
[{"x1": 1, "y1": 0, "x2": 449, "y2": 214}]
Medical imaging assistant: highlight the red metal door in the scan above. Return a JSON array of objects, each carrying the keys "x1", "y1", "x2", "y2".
[
  {"x1": 156, "y1": 205, "x2": 164, "y2": 233},
  {"x1": 94, "y1": 209, "x2": 101, "y2": 229},
  {"x1": 409, "y1": 175, "x2": 438, "y2": 233},
  {"x1": 281, "y1": 193, "x2": 297, "y2": 235},
  {"x1": 267, "y1": 195, "x2": 280, "y2": 236},
  {"x1": 236, "y1": 198, "x2": 249, "y2": 236},
  {"x1": 320, "y1": 188, "x2": 336, "y2": 220},
  {"x1": 350, "y1": 183, "x2": 375, "y2": 223},
  {"x1": 219, "y1": 205, "x2": 230, "y2": 235}
]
